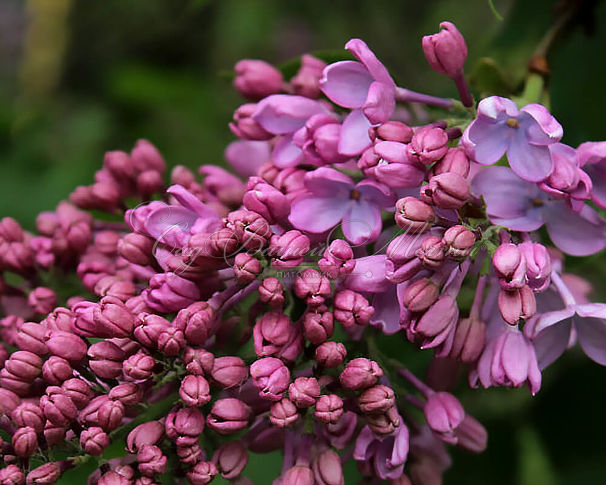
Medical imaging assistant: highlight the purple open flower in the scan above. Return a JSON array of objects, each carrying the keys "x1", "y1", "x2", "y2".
[
  {"x1": 354, "y1": 422, "x2": 409, "y2": 480},
  {"x1": 578, "y1": 140, "x2": 606, "y2": 209},
  {"x1": 289, "y1": 167, "x2": 395, "y2": 244},
  {"x1": 472, "y1": 166, "x2": 606, "y2": 256},
  {"x1": 463, "y1": 96, "x2": 563, "y2": 182},
  {"x1": 320, "y1": 39, "x2": 396, "y2": 157}
]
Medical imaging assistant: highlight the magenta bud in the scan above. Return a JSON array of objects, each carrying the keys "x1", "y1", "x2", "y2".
[
  {"x1": 288, "y1": 376, "x2": 321, "y2": 408},
  {"x1": 340, "y1": 358, "x2": 383, "y2": 391},
  {"x1": 234, "y1": 59, "x2": 283, "y2": 100},
  {"x1": 5, "y1": 351, "x2": 42, "y2": 382},
  {"x1": 174, "y1": 301, "x2": 215, "y2": 346},
  {"x1": 0, "y1": 368, "x2": 30, "y2": 396},
  {"x1": 97, "y1": 399, "x2": 125, "y2": 431},
  {"x1": 12, "y1": 427, "x2": 38, "y2": 457},
  {"x1": 40, "y1": 388, "x2": 78, "y2": 426},
  {"x1": 137, "y1": 445, "x2": 167, "y2": 477},
  {"x1": 42, "y1": 307, "x2": 75, "y2": 332},
  {"x1": 269, "y1": 398, "x2": 299, "y2": 427},
  {"x1": 123, "y1": 352, "x2": 155, "y2": 381},
  {"x1": 0, "y1": 389, "x2": 22, "y2": 417},
  {"x1": 498, "y1": 286, "x2": 536, "y2": 325},
  {"x1": 12, "y1": 403, "x2": 44, "y2": 432},
  {"x1": 519, "y1": 242, "x2": 551, "y2": 291},
  {"x1": 27, "y1": 287, "x2": 56, "y2": 315},
  {"x1": 131, "y1": 139, "x2": 166, "y2": 173},
  {"x1": 493, "y1": 243, "x2": 527, "y2": 290},
  {"x1": 98, "y1": 471, "x2": 130, "y2": 485},
  {"x1": 358, "y1": 385, "x2": 396, "y2": 415},
  {"x1": 87, "y1": 341, "x2": 127, "y2": 379},
  {"x1": 291, "y1": 54, "x2": 326, "y2": 99},
  {"x1": 212, "y1": 441, "x2": 249, "y2": 480},
  {"x1": 253, "y1": 311, "x2": 295, "y2": 358},
  {"x1": 94, "y1": 276, "x2": 136, "y2": 302},
  {"x1": 62, "y1": 378, "x2": 94, "y2": 409},
  {"x1": 108, "y1": 382, "x2": 143, "y2": 406},
  {"x1": 44, "y1": 331, "x2": 87, "y2": 363},
  {"x1": 93, "y1": 296, "x2": 135, "y2": 338},
  {"x1": 422, "y1": 21, "x2": 467, "y2": 78},
  {"x1": 26, "y1": 463, "x2": 61, "y2": 485},
  {"x1": 80, "y1": 427, "x2": 109, "y2": 456},
  {"x1": 420, "y1": 172, "x2": 470, "y2": 209},
  {"x1": 177, "y1": 443, "x2": 204, "y2": 466},
  {"x1": 133, "y1": 313, "x2": 168, "y2": 349},
  {"x1": 443, "y1": 225, "x2": 476, "y2": 259},
  {"x1": 118, "y1": 233, "x2": 154, "y2": 266},
  {"x1": 16, "y1": 322, "x2": 49, "y2": 356},
  {"x1": 136, "y1": 169, "x2": 164, "y2": 199},
  {"x1": 394, "y1": 197, "x2": 435, "y2": 233},
  {"x1": 416, "y1": 235, "x2": 446, "y2": 268},
  {"x1": 179, "y1": 375, "x2": 211, "y2": 407},
  {"x1": 431, "y1": 147, "x2": 470, "y2": 178},
  {"x1": 258, "y1": 277, "x2": 285, "y2": 307},
  {"x1": 366, "y1": 406, "x2": 401, "y2": 436},
  {"x1": 370, "y1": 121, "x2": 413, "y2": 143},
  {"x1": 233, "y1": 253, "x2": 261, "y2": 284},
  {"x1": 44, "y1": 420, "x2": 66, "y2": 447},
  {"x1": 0, "y1": 465, "x2": 25, "y2": 484},
  {"x1": 168, "y1": 407, "x2": 205, "y2": 443},
  {"x1": 283, "y1": 465, "x2": 314, "y2": 485},
  {"x1": 207, "y1": 398, "x2": 251, "y2": 435},
  {"x1": 408, "y1": 126, "x2": 448, "y2": 165},
  {"x1": 269, "y1": 230, "x2": 310, "y2": 268},
  {"x1": 312, "y1": 448, "x2": 345, "y2": 485},
  {"x1": 78, "y1": 395, "x2": 110, "y2": 427},
  {"x1": 449, "y1": 317, "x2": 486, "y2": 363},
  {"x1": 294, "y1": 269, "x2": 331, "y2": 307},
  {"x1": 156, "y1": 326, "x2": 186, "y2": 357},
  {"x1": 314, "y1": 394, "x2": 344, "y2": 424},
  {"x1": 315, "y1": 342, "x2": 347, "y2": 368},
  {"x1": 333, "y1": 290, "x2": 374, "y2": 327},
  {"x1": 183, "y1": 347, "x2": 215, "y2": 376},
  {"x1": 250, "y1": 357, "x2": 290, "y2": 402},
  {"x1": 303, "y1": 306, "x2": 334, "y2": 345},
  {"x1": 292, "y1": 114, "x2": 347, "y2": 165},
  {"x1": 127, "y1": 421, "x2": 164, "y2": 453},
  {"x1": 409, "y1": 295, "x2": 458, "y2": 349},
  {"x1": 401, "y1": 278, "x2": 440, "y2": 313},
  {"x1": 424, "y1": 391, "x2": 465, "y2": 444},
  {"x1": 457, "y1": 414, "x2": 488, "y2": 453},
  {"x1": 211, "y1": 356, "x2": 248, "y2": 388},
  {"x1": 186, "y1": 461, "x2": 218, "y2": 485},
  {"x1": 225, "y1": 209, "x2": 272, "y2": 252},
  {"x1": 243, "y1": 177, "x2": 290, "y2": 224},
  {"x1": 230, "y1": 103, "x2": 273, "y2": 140},
  {"x1": 42, "y1": 357, "x2": 72, "y2": 385},
  {"x1": 318, "y1": 239, "x2": 355, "y2": 279}
]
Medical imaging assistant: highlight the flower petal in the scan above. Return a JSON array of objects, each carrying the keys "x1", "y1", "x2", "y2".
[
  {"x1": 224, "y1": 140, "x2": 270, "y2": 177},
  {"x1": 345, "y1": 39, "x2": 395, "y2": 87},
  {"x1": 338, "y1": 109, "x2": 373, "y2": 157},
  {"x1": 252, "y1": 95, "x2": 327, "y2": 134},
  {"x1": 356, "y1": 179, "x2": 396, "y2": 208},
  {"x1": 272, "y1": 135, "x2": 304, "y2": 168},
  {"x1": 320, "y1": 61, "x2": 373, "y2": 108},
  {"x1": 532, "y1": 319, "x2": 571, "y2": 369},
  {"x1": 520, "y1": 104, "x2": 563, "y2": 144},
  {"x1": 288, "y1": 196, "x2": 349, "y2": 233},
  {"x1": 463, "y1": 119, "x2": 510, "y2": 165},
  {"x1": 371, "y1": 285, "x2": 402, "y2": 335},
  {"x1": 544, "y1": 202, "x2": 606, "y2": 256},
  {"x1": 574, "y1": 314, "x2": 606, "y2": 365},
  {"x1": 167, "y1": 185, "x2": 219, "y2": 220},
  {"x1": 363, "y1": 81, "x2": 395, "y2": 124},
  {"x1": 344, "y1": 255, "x2": 391, "y2": 293},
  {"x1": 303, "y1": 167, "x2": 354, "y2": 197},
  {"x1": 145, "y1": 206, "x2": 197, "y2": 247},
  {"x1": 342, "y1": 200, "x2": 382, "y2": 244},
  {"x1": 507, "y1": 131, "x2": 554, "y2": 182}
]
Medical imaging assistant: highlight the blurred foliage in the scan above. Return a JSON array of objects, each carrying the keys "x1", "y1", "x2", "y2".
[{"x1": 2, "y1": 0, "x2": 606, "y2": 483}]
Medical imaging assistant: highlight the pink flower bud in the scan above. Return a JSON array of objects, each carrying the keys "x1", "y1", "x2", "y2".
[
  {"x1": 88, "y1": 341, "x2": 126, "y2": 379},
  {"x1": 289, "y1": 376, "x2": 321, "y2": 408},
  {"x1": 408, "y1": 295, "x2": 458, "y2": 349},
  {"x1": 315, "y1": 342, "x2": 347, "y2": 368},
  {"x1": 26, "y1": 462, "x2": 61, "y2": 485},
  {"x1": 5, "y1": 351, "x2": 42, "y2": 382},
  {"x1": 422, "y1": 22, "x2": 467, "y2": 78},
  {"x1": 408, "y1": 127, "x2": 448, "y2": 165},
  {"x1": 207, "y1": 398, "x2": 251, "y2": 435},
  {"x1": 211, "y1": 356, "x2": 248, "y2": 388},
  {"x1": 258, "y1": 277, "x2": 284, "y2": 307},
  {"x1": 0, "y1": 388, "x2": 21, "y2": 417},
  {"x1": 449, "y1": 317, "x2": 486, "y2": 363},
  {"x1": 269, "y1": 230, "x2": 310, "y2": 268},
  {"x1": 430, "y1": 147, "x2": 470, "y2": 178},
  {"x1": 442, "y1": 225, "x2": 476, "y2": 259},
  {"x1": 177, "y1": 443, "x2": 203, "y2": 466},
  {"x1": 518, "y1": 242, "x2": 551, "y2": 291},
  {"x1": 94, "y1": 276, "x2": 136, "y2": 302},
  {"x1": 493, "y1": 243, "x2": 527, "y2": 290},
  {"x1": 212, "y1": 441, "x2": 249, "y2": 480},
  {"x1": 155, "y1": 326, "x2": 185, "y2": 357},
  {"x1": 401, "y1": 278, "x2": 440, "y2": 313},
  {"x1": 366, "y1": 406, "x2": 401, "y2": 436},
  {"x1": 78, "y1": 395, "x2": 109, "y2": 427},
  {"x1": 269, "y1": 398, "x2": 299, "y2": 427},
  {"x1": 498, "y1": 286, "x2": 536, "y2": 325},
  {"x1": 292, "y1": 114, "x2": 347, "y2": 165},
  {"x1": 42, "y1": 357, "x2": 72, "y2": 385},
  {"x1": 108, "y1": 382, "x2": 143, "y2": 407},
  {"x1": 291, "y1": 54, "x2": 326, "y2": 99},
  {"x1": 118, "y1": 233, "x2": 154, "y2": 266},
  {"x1": 93, "y1": 296, "x2": 135, "y2": 338},
  {"x1": 318, "y1": 239, "x2": 355, "y2": 279},
  {"x1": 40, "y1": 388, "x2": 78, "y2": 426},
  {"x1": 303, "y1": 306, "x2": 334, "y2": 345},
  {"x1": 137, "y1": 445, "x2": 167, "y2": 477},
  {"x1": 282, "y1": 466, "x2": 314, "y2": 485},
  {"x1": 183, "y1": 347, "x2": 215, "y2": 376},
  {"x1": 168, "y1": 407, "x2": 205, "y2": 445},
  {"x1": 0, "y1": 465, "x2": 25, "y2": 485},
  {"x1": 12, "y1": 403, "x2": 44, "y2": 432},
  {"x1": 424, "y1": 392, "x2": 465, "y2": 444},
  {"x1": 457, "y1": 414, "x2": 488, "y2": 453},
  {"x1": 420, "y1": 172, "x2": 470, "y2": 209},
  {"x1": 123, "y1": 353, "x2": 155, "y2": 381},
  {"x1": 333, "y1": 290, "x2": 374, "y2": 327},
  {"x1": 230, "y1": 103, "x2": 273, "y2": 140},
  {"x1": 133, "y1": 313, "x2": 168, "y2": 349},
  {"x1": 233, "y1": 253, "x2": 261, "y2": 283},
  {"x1": 97, "y1": 399, "x2": 125, "y2": 431},
  {"x1": 370, "y1": 121, "x2": 413, "y2": 143},
  {"x1": 174, "y1": 301, "x2": 215, "y2": 346},
  {"x1": 13, "y1": 427, "x2": 38, "y2": 457},
  {"x1": 312, "y1": 448, "x2": 345, "y2": 485},
  {"x1": 0, "y1": 368, "x2": 30, "y2": 396},
  {"x1": 145, "y1": 273, "x2": 200, "y2": 314},
  {"x1": 250, "y1": 357, "x2": 290, "y2": 401},
  {"x1": 314, "y1": 394, "x2": 344, "y2": 424},
  {"x1": 131, "y1": 139, "x2": 166, "y2": 173},
  {"x1": 243, "y1": 177, "x2": 290, "y2": 224},
  {"x1": 394, "y1": 197, "x2": 435, "y2": 233},
  {"x1": 27, "y1": 287, "x2": 56, "y2": 315},
  {"x1": 98, "y1": 471, "x2": 130, "y2": 485},
  {"x1": 15, "y1": 322, "x2": 48, "y2": 356},
  {"x1": 294, "y1": 269, "x2": 331, "y2": 307},
  {"x1": 358, "y1": 385, "x2": 396, "y2": 415},
  {"x1": 340, "y1": 358, "x2": 383, "y2": 390},
  {"x1": 136, "y1": 170, "x2": 164, "y2": 199},
  {"x1": 42, "y1": 307, "x2": 75, "y2": 332},
  {"x1": 225, "y1": 209, "x2": 272, "y2": 252},
  {"x1": 253, "y1": 311, "x2": 295, "y2": 358},
  {"x1": 44, "y1": 420, "x2": 66, "y2": 447},
  {"x1": 186, "y1": 461, "x2": 218, "y2": 485},
  {"x1": 179, "y1": 375, "x2": 211, "y2": 407},
  {"x1": 127, "y1": 421, "x2": 164, "y2": 453},
  {"x1": 234, "y1": 59, "x2": 283, "y2": 100},
  {"x1": 61, "y1": 378, "x2": 94, "y2": 409},
  {"x1": 44, "y1": 331, "x2": 87, "y2": 363},
  {"x1": 80, "y1": 427, "x2": 109, "y2": 456}
]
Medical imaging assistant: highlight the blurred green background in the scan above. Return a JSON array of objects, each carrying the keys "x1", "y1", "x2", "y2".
[{"x1": 2, "y1": 0, "x2": 606, "y2": 483}]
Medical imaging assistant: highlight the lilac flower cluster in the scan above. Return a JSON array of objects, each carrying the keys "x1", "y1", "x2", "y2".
[{"x1": 1, "y1": 20, "x2": 606, "y2": 485}]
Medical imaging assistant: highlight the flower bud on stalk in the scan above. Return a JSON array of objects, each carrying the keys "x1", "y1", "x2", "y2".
[
  {"x1": 211, "y1": 356, "x2": 248, "y2": 388},
  {"x1": 259, "y1": 277, "x2": 285, "y2": 307},
  {"x1": 333, "y1": 290, "x2": 374, "y2": 327},
  {"x1": 269, "y1": 398, "x2": 299, "y2": 427},
  {"x1": 340, "y1": 358, "x2": 383, "y2": 390},
  {"x1": 213, "y1": 441, "x2": 249, "y2": 480},
  {"x1": 358, "y1": 385, "x2": 396, "y2": 415},
  {"x1": 443, "y1": 225, "x2": 476, "y2": 259},
  {"x1": 179, "y1": 375, "x2": 211, "y2": 407},
  {"x1": 315, "y1": 394, "x2": 344, "y2": 424},
  {"x1": 401, "y1": 278, "x2": 440, "y2": 313},
  {"x1": 234, "y1": 59, "x2": 283, "y2": 100},
  {"x1": 289, "y1": 377, "x2": 321, "y2": 408},
  {"x1": 394, "y1": 197, "x2": 435, "y2": 233},
  {"x1": 315, "y1": 342, "x2": 347, "y2": 368},
  {"x1": 207, "y1": 398, "x2": 251, "y2": 435},
  {"x1": 408, "y1": 127, "x2": 448, "y2": 165},
  {"x1": 294, "y1": 268, "x2": 331, "y2": 307}
]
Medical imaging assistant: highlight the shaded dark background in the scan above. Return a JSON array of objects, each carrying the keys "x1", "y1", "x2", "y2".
[{"x1": 1, "y1": 0, "x2": 606, "y2": 483}]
